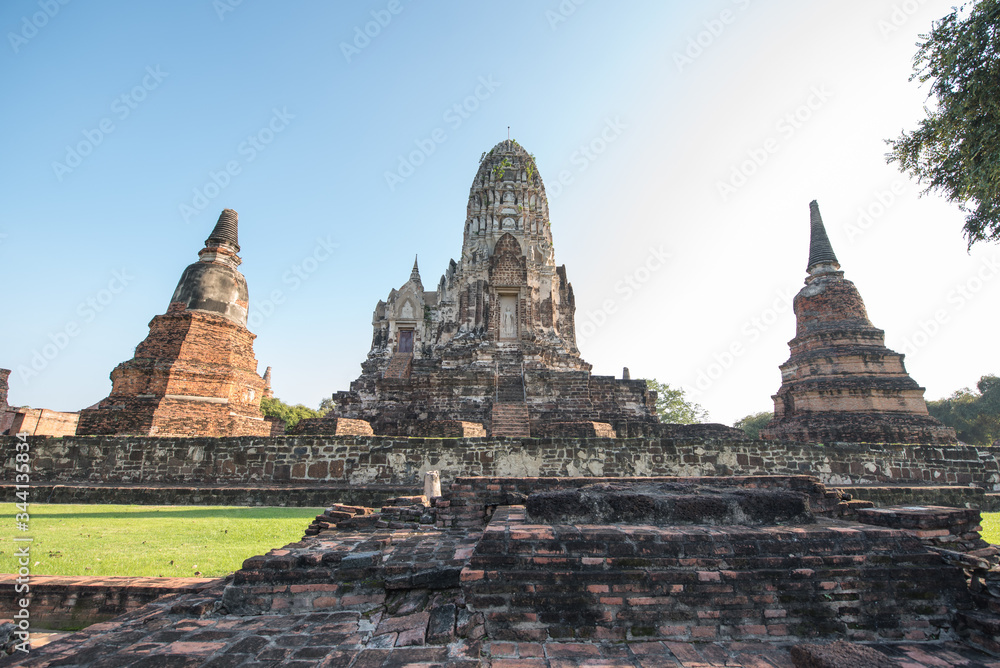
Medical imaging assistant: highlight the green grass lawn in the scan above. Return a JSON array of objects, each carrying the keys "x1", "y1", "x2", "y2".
[
  {"x1": 0, "y1": 505, "x2": 323, "y2": 578},
  {"x1": 982, "y1": 512, "x2": 1000, "y2": 545}
]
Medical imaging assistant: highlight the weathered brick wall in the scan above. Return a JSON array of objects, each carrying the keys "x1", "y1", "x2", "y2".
[
  {"x1": 10, "y1": 408, "x2": 80, "y2": 437},
  {"x1": 464, "y1": 506, "x2": 969, "y2": 643},
  {"x1": 77, "y1": 308, "x2": 269, "y2": 437},
  {"x1": 434, "y1": 475, "x2": 849, "y2": 530},
  {"x1": 290, "y1": 417, "x2": 374, "y2": 436},
  {"x1": 0, "y1": 575, "x2": 219, "y2": 630},
  {"x1": 2, "y1": 435, "x2": 998, "y2": 491}
]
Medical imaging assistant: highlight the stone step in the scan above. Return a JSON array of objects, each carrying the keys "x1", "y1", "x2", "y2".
[
  {"x1": 960, "y1": 610, "x2": 1000, "y2": 655},
  {"x1": 491, "y1": 402, "x2": 530, "y2": 438},
  {"x1": 383, "y1": 353, "x2": 413, "y2": 380}
]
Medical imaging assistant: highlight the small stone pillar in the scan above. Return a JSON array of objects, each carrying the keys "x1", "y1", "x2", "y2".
[{"x1": 424, "y1": 470, "x2": 442, "y2": 499}]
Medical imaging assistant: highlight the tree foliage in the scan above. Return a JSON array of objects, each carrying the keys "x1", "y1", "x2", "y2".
[
  {"x1": 927, "y1": 374, "x2": 1000, "y2": 445},
  {"x1": 733, "y1": 411, "x2": 774, "y2": 440},
  {"x1": 259, "y1": 397, "x2": 327, "y2": 429},
  {"x1": 886, "y1": 0, "x2": 1000, "y2": 246},
  {"x1": 645, "y1": 379, "x2": 708, "y2": 424}
]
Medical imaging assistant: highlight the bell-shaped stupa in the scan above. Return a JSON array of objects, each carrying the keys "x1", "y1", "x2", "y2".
[
  {"x1": 77, "y1": 210, "x2": 270, "y2": 437},
  {"x1": 761, "y1": 201, "x2": 956, "y2": 444}
]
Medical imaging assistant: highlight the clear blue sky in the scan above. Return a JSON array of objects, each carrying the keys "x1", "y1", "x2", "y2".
[{"x1": 2, "y1": 0, "x2": 997, "y2": 425}]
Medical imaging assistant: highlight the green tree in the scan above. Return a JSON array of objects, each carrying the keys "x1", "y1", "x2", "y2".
[
  {"x1": 259, "y1": 397, "x2": 325, "y2": 429},
  {"x1": 927, "y1": 374, "x2": 1000, "y2": 444},
  {"x1": 734, "y1": 411, "x2": 774, "y2": 440},
  {"x1": 318, "y1": 396, "x2": 336, "y2": 415},
  {"x1": 886, "y1": 0, "x2": 1000, "y2": 246},
  {"x1": 645, "y1": 379, "x2": 708, "y2": 424}
]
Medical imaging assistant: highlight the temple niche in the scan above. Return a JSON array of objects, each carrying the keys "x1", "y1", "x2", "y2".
[
  {"x1": 760, "y1": 201, "x2": 956, "y2": 444},
  {"x1": 326, "y1": 140, "x2": 658, "y2": 438},
  {"x1": 76, "y1": 210, "x2": 271, "y2": 437}
]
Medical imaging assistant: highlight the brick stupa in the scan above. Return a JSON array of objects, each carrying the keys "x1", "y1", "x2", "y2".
[
  {"x1": 761, "y1": 201, "x2": 956, "y2": 444},
  {"x1": 325, "y1": 140, "x2": 658, "y2": 437},
  {"x1": 77, "y1": 209, "x2": 270, "y2": 437}
]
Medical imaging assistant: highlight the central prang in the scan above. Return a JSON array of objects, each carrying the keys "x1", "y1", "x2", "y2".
[{"x1": 319, "y1": 140, "x2": 660, "y2": 438}]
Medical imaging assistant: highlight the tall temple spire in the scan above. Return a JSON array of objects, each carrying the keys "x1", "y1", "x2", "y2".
[
  {"x1": 206, "y1": 208, "x2": 241, "y2": 252},
  {"x1": 410, "y1": 255, "x2": 422, "y2": 285},
  {"x1": 263, "y1": 366, "x2": 273, "y2": 398},
  {"x1": 807, "y1": 200, "x2": 839, "y2": 273},
  {"x1": 760, "y1": 199, "x2": 956, "y2": 444}
]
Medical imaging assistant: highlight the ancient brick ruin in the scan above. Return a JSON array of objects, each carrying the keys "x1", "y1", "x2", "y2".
[
  {"x1": 761, "y1": 201, "x2": 956, "y2": 444},
  {"x1": 6, "y1": 408, "x2": 78, "y2": 437},
  {"x1": 76, "y1": 210, "x2": 270, "y2": 437},
  {"x1": 0, "y1": 370, "x2": 13, "y2": 435},
  {"x1": 6, "y1": 155, "x2": 1000, "y2": 667},
  {"x1": 0, "y1": 369, "x2": 79, "y2": 437},
  {"x1": 12, "y1": 474, "x2": 1000, "y2": 666},
  {"x1": 324, "y1": 140, "x2": 658, "y2": 438}
]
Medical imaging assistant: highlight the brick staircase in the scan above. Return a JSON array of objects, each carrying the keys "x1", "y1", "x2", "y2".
[
  {"x1": 490, "y1": 402, "x2": 530, "y2": 438},
  {"x1": 495, "y1": 374, "x2": 523, "y2": 402},
  {"x1": 382, "y1": 353, "x2": 412, "y2": 380},
  {"x1": 490, "y1": 349, "x2": 529, "y2": 437}
]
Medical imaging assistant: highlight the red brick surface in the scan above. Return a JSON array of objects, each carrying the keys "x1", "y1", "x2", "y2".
[{"x1": 77, "y1": 308, "x2": 269, "y2": 437}]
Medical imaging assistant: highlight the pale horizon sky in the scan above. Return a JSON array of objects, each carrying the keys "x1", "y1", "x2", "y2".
[{"x1": 2, "y1": 1, "x2": 997, "y2": 427}]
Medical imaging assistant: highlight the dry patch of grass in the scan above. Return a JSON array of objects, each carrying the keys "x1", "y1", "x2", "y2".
[{"x1": 980, "y1": 512, "x2": 1000, "y2": 545}]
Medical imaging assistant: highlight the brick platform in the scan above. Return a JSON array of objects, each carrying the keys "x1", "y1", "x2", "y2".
[
  {"x1": 465, "y1": 507, "x2": 968, "y2": 643},
  {"x1": 0, "y1": 575, "x2": 219, "y2": 630},
  {"x1": 7, "y1": 477, "x2": 1000, "y2": 667}
]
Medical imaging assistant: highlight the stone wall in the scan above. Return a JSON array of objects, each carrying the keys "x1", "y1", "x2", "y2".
[
  {"x1": 0, "y1": 483, "x2": 414, "y2": 507},
  {"x1": 2, "y1": 435, "x2": 998, "y2": 491}
]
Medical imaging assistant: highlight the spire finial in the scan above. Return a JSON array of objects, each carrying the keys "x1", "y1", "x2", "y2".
[
  {"x1": 410, "y1": 255, "x2": 421, "y2": 284},
  {"x1": 206, "y1": 208, "x2": 240, "y2": 253},
  {"x1": 807, "y1": 200, "x2": 839, "y2": 272}
]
